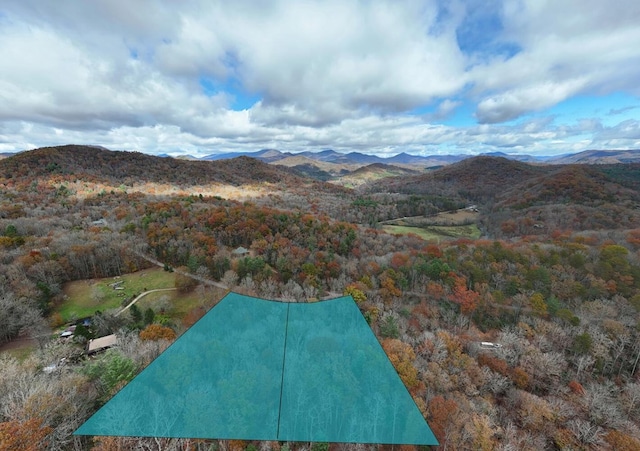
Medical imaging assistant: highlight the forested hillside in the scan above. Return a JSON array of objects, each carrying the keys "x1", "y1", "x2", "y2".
[
  {"x1": 2, "y1": 146, "x2": 640, "y2": 450},
  {"x1": 1, "y1": 145, "x2": 301, "y2": 185},
  {"x1": 367, "y1": 156, "x2": 640, "y2": 237}
]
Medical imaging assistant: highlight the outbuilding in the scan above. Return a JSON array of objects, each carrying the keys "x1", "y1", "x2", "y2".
[{"x1": 86, "y1": 334, "x2": 118, "y2": 354}]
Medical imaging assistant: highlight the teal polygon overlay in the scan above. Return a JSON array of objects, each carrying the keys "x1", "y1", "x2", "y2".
[
  {"x1": 75, "y1": 293, "x2": 286, "y2": 439},
  {"x1": 75, "y1": 293, "x2": 438, "y2": 445},
  {"x1": 279, "y1": 299, "x2": 437, "y2": 444}
]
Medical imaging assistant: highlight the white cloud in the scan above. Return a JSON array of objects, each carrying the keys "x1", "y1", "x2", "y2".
[
  {"x1": 475, "y1": 78, "x2": 588, "y2": 123},
  {"x1": 201, "y1": 0, "x2": 467, "y2": 119},
  {"x1": 0, "y1": 0, "x2": 639, "y2": 156},
  {"x1": 471, "y1": 0, "x2": 640, "y2": 122}
]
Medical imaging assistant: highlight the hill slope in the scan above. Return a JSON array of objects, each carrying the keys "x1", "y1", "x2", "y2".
[
  {"x1": 333, "y1": 163, "x2": 421, "y2": 188},
  {"x1": 0, "y1": 145, "x2": 310, "y2": 188},
  {"x1": 372, "y1": 156, "x2": 544, "y2": 201},
  {"x1": 552, "y1": 149, "x2": 640, "y2": 164},
  {"x1": 365, "y1": 156, "x2": 640, "y2": 235}
]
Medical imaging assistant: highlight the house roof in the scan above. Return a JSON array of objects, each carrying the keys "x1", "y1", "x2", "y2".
[
  {"x1": 231, "y1": 246, "x2": 250, "y2": 254},
  {"x1": 87, "y1": 334, "x2": 118, "y2": 353},
  {"x1": 75, "y1": 293, "x2": 437, "y2": 445}
]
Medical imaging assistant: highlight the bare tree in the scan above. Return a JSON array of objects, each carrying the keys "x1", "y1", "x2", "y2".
[{"x1": 567, "y1": 419, "x2": 605, "y2": 449}]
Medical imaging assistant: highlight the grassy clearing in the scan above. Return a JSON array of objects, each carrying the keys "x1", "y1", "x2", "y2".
[
  {"x1": 58, "y1": 267, "x2": 176, "y2": 322},
  {"x1": 382, "y1": 210, "x2": 479, "y2": 227},
  {"x1": 135, "y1": 285, "x2": 227, "y2": 320},
  {"x1": 383, "y1": 224, "x2": 481, "y2": 241}
]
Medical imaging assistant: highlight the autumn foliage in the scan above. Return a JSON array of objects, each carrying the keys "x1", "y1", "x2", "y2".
[
  {"x1": 382, "y1": 338, "x2": 424, "y2": 395},
  {"x1": 427, "y1": 396, "x2": 458, "y2": 446},
  {"x1": 4, "y1": 148, "x2": 640, "y2": 449},
  {"x1": 447, "y1": 274, "x2": 479, "y2": 315},
  {"x1": 139, "y1": 324, "x2": 177, "y2": 341},
  {"x1": 0, "y1": 418, "x2": 51, "y2": 451}
]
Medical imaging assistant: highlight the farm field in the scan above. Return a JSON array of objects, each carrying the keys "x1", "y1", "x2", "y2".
[{"x1": 381, "y1": 209, "x2": 481, "y2": 241}]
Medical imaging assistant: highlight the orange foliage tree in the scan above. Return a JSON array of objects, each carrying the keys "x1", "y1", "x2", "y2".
[
  {"x1": 604, "y1": 430, "x2": 640, "y2": 451},
  {"x1": 382, "y1": 338, "x2": 424, "y2": 395},
  {"x1": 139, "y1": 324, "x2": 177, "y2": 341},
  {"x1": 0, "y1": 418, "x2": 52, "y2": 451},
  {"x1": 380, "y1": 270, "x2": 402, "y2": 304}
]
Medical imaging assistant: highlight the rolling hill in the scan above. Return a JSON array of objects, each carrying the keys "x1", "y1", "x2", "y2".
[
  {"x1": 0, "y1": 145, "x2": 316, "y2": 190},
  {"x1": 332, "y1": 163, "x2": 422, "y2": 188},
  {"x1": 371, "y1": 156, "x2": 545, "y2": 201},
  {"x1": 365, "y1": 155, "x2": 640, "y2": 235},
  {"x1": 273, "y1": 155, "x2": 360, "y2": 180}
]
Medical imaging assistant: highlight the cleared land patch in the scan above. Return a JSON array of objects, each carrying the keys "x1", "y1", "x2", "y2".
[
  {"x1": 383, "y1": 224, "x2": 481, "y2": 241},
  {"x1": 134, "y1": 285, "x2": 225, "y2": 320},
  {"x1": 58, "y1": 267, "x2": 176, "y2": 321},
  {"x1": 0, "y1": 337, "x2": 37, "y2": 360},
  {"x1": 382, "y1": 209, "x2": 478, "y2": 227},
  {"x1": 381, "y1": 209, "x2": 481, "y2": 241}
]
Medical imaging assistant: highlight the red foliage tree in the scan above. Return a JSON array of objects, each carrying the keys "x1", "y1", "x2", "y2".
[
  {"x1": 448, "y1": 275, "x2": 479, "y2": 315},
  {"x1": 427, "y1": 396, "x2": 459, "y2": 446}
]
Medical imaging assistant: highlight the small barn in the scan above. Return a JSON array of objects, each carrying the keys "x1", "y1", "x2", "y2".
[{"x1": 86, "y1": 334, "x2": 118, "y2": 355}]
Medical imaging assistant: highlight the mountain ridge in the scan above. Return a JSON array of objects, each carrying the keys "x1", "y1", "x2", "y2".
[
  {"x1": 5, "y1": 146, "x2": 640, "y2": 167},
  {"x1": 199, "y1": 148, "x2": 640, "y2": 167}
]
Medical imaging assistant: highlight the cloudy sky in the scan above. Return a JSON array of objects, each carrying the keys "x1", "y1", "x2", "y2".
[{"x1": 1, "y1": 0, "x2": 639, "y2": 157}]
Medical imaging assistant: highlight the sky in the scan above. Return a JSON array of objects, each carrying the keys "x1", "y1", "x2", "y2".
[{"x1": 0, "y1": 0, "x2": 639, "y2": 158}]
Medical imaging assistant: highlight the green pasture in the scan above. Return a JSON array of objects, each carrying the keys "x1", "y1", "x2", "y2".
[
  {"x1": 58, "y1": 267, "x2": 176, "y2": 321},
  {"x1": 383, "y1": 224, "x2": 481, "y2": 241}
]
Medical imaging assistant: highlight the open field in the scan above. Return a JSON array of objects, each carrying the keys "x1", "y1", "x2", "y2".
[
  {"x1": 58, "y1": 267, "x2": 176, "y2": 321},
  {"x1": 383, "y1": 223, "x2": 481, "y2": 241},
  {"x1": 382, "y1": 209, "x2": 478, "y2": 227},
  {"x1": 381, "y1": 209, "x2": 481, "y2": 241}
]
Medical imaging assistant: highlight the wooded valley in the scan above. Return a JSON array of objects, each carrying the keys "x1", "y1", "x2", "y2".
[{"x1": 2, "y1": 145, "x2": 640, "y2": 450}]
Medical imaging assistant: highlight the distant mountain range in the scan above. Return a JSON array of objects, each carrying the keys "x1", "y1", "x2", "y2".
[
  {"x1": 4, "y1": 147, "x2": 640, "y2": 167},
  {"x1": 200, "y1": 148, "x2": 640, "y2": 167},
  {"x1": 200, "y1": 148, "x2": 469, "y2": 167}
]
